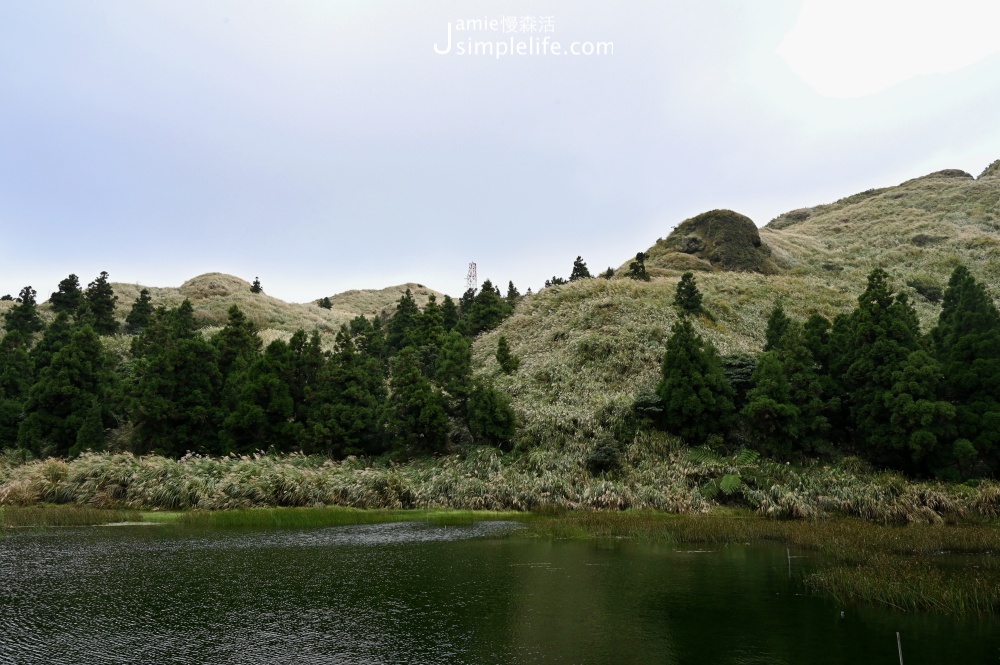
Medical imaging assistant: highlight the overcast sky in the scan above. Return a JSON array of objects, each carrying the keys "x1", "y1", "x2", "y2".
[{"x1": 2, "y1": 1, "x2": 1000, "y2": 303}]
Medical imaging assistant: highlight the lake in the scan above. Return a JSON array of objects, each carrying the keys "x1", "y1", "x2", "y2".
[{"x1": 0, "y1": 521, "x2": 996, "y2": 664}]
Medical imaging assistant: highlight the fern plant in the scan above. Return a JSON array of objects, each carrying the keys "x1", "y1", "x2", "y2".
[{"x1": 687, "y1": 446, "x2": 760, "y2": 499}]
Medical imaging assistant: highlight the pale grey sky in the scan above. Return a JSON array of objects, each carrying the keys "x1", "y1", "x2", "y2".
[{"x1": 2, "y1": 1, "x2": 999, "y2": 302}]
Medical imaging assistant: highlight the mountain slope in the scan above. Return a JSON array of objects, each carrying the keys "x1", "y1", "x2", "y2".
[
  {"x1": 473, "y1": 162, "x2": 1000, "y2": 448},
  {"x1": 109, "y1": 274, "x2": 444, "y2": 338}
]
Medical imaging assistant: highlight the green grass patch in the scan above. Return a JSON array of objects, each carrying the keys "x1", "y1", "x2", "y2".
[{"x1": 1, "y1": 504, "x2": 141, "y2": 527}]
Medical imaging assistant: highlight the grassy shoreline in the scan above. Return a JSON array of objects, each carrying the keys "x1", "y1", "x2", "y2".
[{"x1": 3, "y1": 444, "x2": 1000, "y2": 522}]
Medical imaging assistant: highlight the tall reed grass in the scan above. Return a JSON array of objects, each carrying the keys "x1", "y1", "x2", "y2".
[{"x1": 1, "y1": 445, "x2": 997, "y2": 524}]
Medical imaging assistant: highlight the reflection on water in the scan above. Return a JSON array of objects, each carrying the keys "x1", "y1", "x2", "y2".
[{"x1": 0, "y1": 521, "x2": 996, "y2": 664}]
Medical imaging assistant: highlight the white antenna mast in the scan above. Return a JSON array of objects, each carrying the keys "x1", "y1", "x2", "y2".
[{"x1": 465, "y1": 262, "x2": 477, "y2": 292}]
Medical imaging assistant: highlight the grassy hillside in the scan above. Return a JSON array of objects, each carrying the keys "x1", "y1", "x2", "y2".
[
  {"x1": 1, "y1": 273, "x2": 444, "y2": 345},
  {"x1": 474, "y1": 162, "x2": 1000, "y2": 449}
]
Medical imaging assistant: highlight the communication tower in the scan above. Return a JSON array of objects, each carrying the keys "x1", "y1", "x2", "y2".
[{"x1": 466, "y1": 262, "x2": 477, "y2": 293}]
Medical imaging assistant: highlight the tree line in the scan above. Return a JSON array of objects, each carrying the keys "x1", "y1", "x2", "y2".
[
  {"x1": 649, "y1": 267, "x2": 1000, "y2": 480},
  {"x1": 0, "y1": 273, "x2": 521, "y2": 459}
]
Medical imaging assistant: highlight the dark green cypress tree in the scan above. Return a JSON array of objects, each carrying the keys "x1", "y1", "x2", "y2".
[
  {"x1": 602, "y1": 267, "x2": 615, "y2": 279},
  {"x1": 763, "y1": 304, "x2": 791, "y2": 351},
  {"x1": 318, "y1": 297, "x2": 333, "y2": 309},
  {"x1": 505, "y1": 281, "x2": 521, "y2": 306},
  {"x1": 388, "y1": 347, "x2": 449, "y2": 455},
  {"x1": 350, "y1": 315, "x2": 388, "y2": 366},
  {"x1": 71, "y1": 398, "x2": 105, "y2": 457},
  {"x1": 570, "y1": 256, "x2": 591, "y2": 281},
  {"x1": 250, "y1": 277, "x2": 263, "y2": 294},
  {"x1": 18, "y1": 320, "x2": 116, "y2": 457},
  {"x1": 0, "y1": 333, "x2": 32, "y2": 448},
  {"x1": 496, "y1": 335, "x2": 520, "y2": 374},
  {"x1": 839, "y1": 269, "x2": 923, "y2": 468},
  {"x1": 85, "y1": 272, "x2": 119, "y2": 335},
  {"x1": 417, "y1": 295, "x2": 445, "y2": 348},
  {"x1": 213, "y1": 305, "x2": 262, "y2": 379},
  {"x1": 434, "y1": 330, "x2": 472, "y2": 408},
  {"x1": 673, "y1": 272, "x2": 703, "y2": 315},
  {"x1": 50, "y1": 274, "x2": 84, "y2": 316},
  {"x1": 386, "y1": 289, "x2": 421, "y2": 352},
  {"x1": 884, "y1": 349, "x2": 955, "y2": 475},
  {"x1": 220, "y1": 340, "x2": 296, "y2": 454},
  {"x1": 130, "y1": 300, "x2": 222, "y2": 456},
  {"x1": 742, "y1": 323, "x2": 829, "y2": 457},
  {"x1": 656, "y1": 318, "x2": 735, "y2": 443},
  {"x1": 803, "y1": 314, "x2": 833, "y2": 371},
  {"x1": 931, "y1": 265, "x2": 1000, "y2": 475},
  {"x1": 3, "y1": 287, "x2": 43, "y2": 337},
  {"x1": 627, "y1": 253, "x2": 650, "y2": 281},
  {"x1": 306, "y1": 325, "x2": 387, "y2": 457},
  {"x1": 466, "y1": 380, "x2": 516, "y2": 449},
  {"x1": 741, "y1": 351, "x2": 798, "y2": 456},
  {"x1": 441, "y1": 295, "x2": 460, "y2": 332},
  {"x1": 124, "y1": 289, "x2": 154, "y2": 334},
  {"x1": 30, "y1": 312, "x2": 74, "y2": 374},
  {"x1": 463, "y1": 279, "x2": 512, "y2": 336}
]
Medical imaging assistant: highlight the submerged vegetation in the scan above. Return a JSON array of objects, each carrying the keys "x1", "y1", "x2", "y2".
[{"x1": 520, "y1": 511, "x2": 1000, "y2": 617}]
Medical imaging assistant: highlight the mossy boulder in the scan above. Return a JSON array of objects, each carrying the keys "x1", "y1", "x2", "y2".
[{"x1": 658, "y1": 209, "x2": 777, "y2": 274}]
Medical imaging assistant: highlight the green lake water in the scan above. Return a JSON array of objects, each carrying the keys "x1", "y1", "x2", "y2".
[{"x1": 0, "y1": 521, "x2": 996, "y2": 664}]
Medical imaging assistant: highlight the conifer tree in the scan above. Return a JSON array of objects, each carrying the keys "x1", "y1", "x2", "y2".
[
  {"x1": 72, "y1": 399, "x2": 105, "y2": 456},
  {"x1": 213, "y1": 305, "x2": 262, "y2": 379},
  {"x1": 884, "y1": 349, "x2": 955, "y2": 475},
  {"x1": 837, "y1": 269, "x2": 924, "y2": 467},
  {"x1": 349, "y1": 315, "x2": 388, "y2": 366},
  {"x1": 388, "y1": 347, "x2": 449, "y2": 455},
  {"x1": 284, "y1": 329, "x2": 326, "y2": 435},
  {"x1": 250, "y1": 277, "x2": 263, "y2": 294},
  {"x1": 506, "y1": 281, "x2": 521, "y2": 305},
  {"x1": 307, "y1": 325, "x2": 387, "y2": 457},
  {"x1": 441, "y1": 295, "x2": 460, "y2": 332},
  {"x1": 743, "y1": 323, "x2": 829, "y2": 456},
  {"x1": 673, "y1": 272, "x2": 703, "y2": 315},
  {"x1": 30, "y1": 312, "x2": 74, "y2": 374},
  {"x1": 0, "y1": 333, "x2": 32, "y2": 447},
  {"x1": 434, "y1": 330, "x2": 472, "y2": 407},
  {"x1": 496, "y1": 335, "x2": 520, "y2": 374},
  {"x1": 124, "y1": 289, "x2": 154, "y2": 334},
  {"x1": 18, "y1": 320, "x2": 116, "y2": 457},
  {"x1": 466, "y1": 380, "x2": 516, "y2": 448},
  {"x1": 463, "y1": 279, "x2": 512, "y2": 336},
  {"x1": 570, "y1": 256, "x2": 591, "y2": 281},
  {"x1": 318, "y1": 296, "x2": 333, "y2": 309},
  {"x1": 386, "y1": 289, "x2": 421, "y2": 352},
  {"x1": 656, "y1": 318, "x2": 735, "y2": 442},
  {"x1": 220, "y1": 339, "x2": 296, "y2": 454},
  {"x1": 602, "y1": 267, "x2": 615, "y2": 279},
  {"x1": 2, "y1": 287, "x2": 43, "y2": 337},
  {"x1": 50, "y1": 274, "x2": 84, "y2": 316},
  {"x1": 416, "y1": 294, "x2": 445, "y2": 349},
  {"x1": 130, "y1": 300, "x2": 222, "y2": 456},
  {"x1": 763, "y1": 304, "x2": 791, "y2": 352},
  {"x1": 85, "y1": 272, "x2": 119, "y2": 335},
  {"x1": 931, "y1": 265, "x2": 1000, "y2": 474},
  {"x1": 627, "y1": 253, "x2": 650, "y2": 281}
]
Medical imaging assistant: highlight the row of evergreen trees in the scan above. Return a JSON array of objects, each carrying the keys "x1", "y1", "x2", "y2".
[
  {"x1": 652, "y1": 267, "x2": 1000, "y2": 479},
  {"x1": 0, "y1": 274, "x2": 521, "y2": 459}
]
